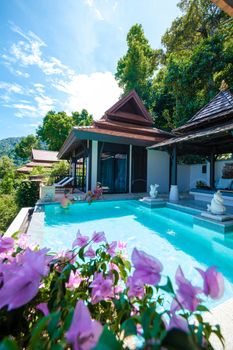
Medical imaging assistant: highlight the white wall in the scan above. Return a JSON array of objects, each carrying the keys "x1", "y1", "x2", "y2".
[
  {"x1": 189, "y1": 163, "x2": 210, "y2": 188},
  {"x1": 147, "y1": 150, "x2": 170, "y2": 193},
  {"x1": 177, "y1": 164, "x2": 190, "y2": 192},
  {"x1": 91, "y1": 140, "x2": 98, "y2": 191}
]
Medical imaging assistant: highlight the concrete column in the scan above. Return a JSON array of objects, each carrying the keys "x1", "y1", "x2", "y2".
[
  {"x1": 71, "y1": 157, "x2": 77, "y2": 187},
  {"x1": 210, "y1": 153, "x2": 215, "y2": 189},
  {"x1": 169, "y1": 145, "x2": 179, "y2": 201},
  {"x1": 129, "y1": 144, "x2": 132, "y2": 193},
  {"x1": 171, "y1": 145, "x2": 177, "y2": 185},
  {"x1": 91, "y1": 140, "x2": 98, "y2": 191}
]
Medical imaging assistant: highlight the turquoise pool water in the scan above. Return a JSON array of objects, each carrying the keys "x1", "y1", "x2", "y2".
[{"x1": 40, "y1": 200, "x2": 233, "y2": 306}]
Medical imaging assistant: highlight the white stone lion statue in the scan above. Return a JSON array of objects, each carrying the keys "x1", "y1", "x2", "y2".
[{"x1": 207, "y1": 191, "x2": 226, "y2": 215}]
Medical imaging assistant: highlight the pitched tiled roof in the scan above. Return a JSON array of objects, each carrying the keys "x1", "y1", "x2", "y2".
[
  {"x1": 174, "y1": 90, "x2": 233, "y2": 133},
  {"x1": 188, "y1": 90, "x2": 233, "y2": 123},
  {"x1": 31, "y1": 149, "x2": 59, "y2": 162}
]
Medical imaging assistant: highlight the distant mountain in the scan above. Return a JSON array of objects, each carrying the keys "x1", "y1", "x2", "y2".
[{"x1": 0, "y1": 137, "x2": 24, "y2": 166}]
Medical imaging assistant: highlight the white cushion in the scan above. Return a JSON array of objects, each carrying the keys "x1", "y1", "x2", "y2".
[{"x1": 216, "y1": 178, "x2": 233, "y2": 189}]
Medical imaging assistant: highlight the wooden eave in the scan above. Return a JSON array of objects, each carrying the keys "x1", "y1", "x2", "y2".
[
  {"x1": 149, "y1": 120, "x2": 233, "y2": 155},
  {"x1": 211, "y1": 0, "x2": 233, "y2": 16}
]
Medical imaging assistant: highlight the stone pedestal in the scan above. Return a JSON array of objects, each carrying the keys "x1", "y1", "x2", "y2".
[
  {"x1": 141, "y1": 197, "x2": 163, "y2": 203},
  {"x1": 169, "y1": 185, "x2": 179, "y2": 202},
  {"x1": 201, "y1": 212, "x2": 233, "y2": 222}
]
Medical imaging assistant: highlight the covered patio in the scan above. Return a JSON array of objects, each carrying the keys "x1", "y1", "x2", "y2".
[{"x1": 149, "y1": 82, "x2": 233, "y2": 201}]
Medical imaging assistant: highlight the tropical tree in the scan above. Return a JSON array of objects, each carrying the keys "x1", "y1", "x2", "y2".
[
  {"x1": 72, "y1": 109, "x2": 93, "y2": 126},
  {"x1": 15, "y1": 135, "x2": 40, "y2": 160},
  {"x1": 0, "y1": 156, "x2": 15, "y2": 179},
  {"x1": 115, "y1": 24, "x2": 161, "y2": 110},
  {"x1": 37, "y1": 110, "x2": 93, "y2": 151},
  {"x1": 37, "y1": 111, "x2": 74, "y2": 151}
]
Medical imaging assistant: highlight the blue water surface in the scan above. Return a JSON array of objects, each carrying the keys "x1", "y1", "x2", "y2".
[{"x1": 41, "y1": 200, "x2": 233, "y2": 307}]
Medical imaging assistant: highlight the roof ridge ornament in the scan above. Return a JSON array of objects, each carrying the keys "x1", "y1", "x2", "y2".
[{"x1": 219, "y1": 80, "x2": 229, "y2": 92}]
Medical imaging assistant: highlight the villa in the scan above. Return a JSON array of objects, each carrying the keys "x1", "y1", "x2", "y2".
[
  {"x1": 17, "y1": 149, "x2": 59, "y2": 174},
  {"x1": 58, "y1": 82, "x2": 233, "y2": 206}
]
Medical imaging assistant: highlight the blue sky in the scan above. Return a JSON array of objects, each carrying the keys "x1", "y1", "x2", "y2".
[{"x1": 0, "y1": 0, "x2": 180, "y2": 139}]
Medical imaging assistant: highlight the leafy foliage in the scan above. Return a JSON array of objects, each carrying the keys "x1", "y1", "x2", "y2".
[
  {"x1": 0, "y1": 195, "x2": 18, "y2": 233},
  {"x1": 116, "y1": 1, "x2": 233, "y2": 130},
  {"x1": 16, "y1": 180, "x2": 39, "y2": 207},
  {"x1": 49, "y1": 160, "x2": 69, "y2": 181},
  {"x1": 14, "y1": 135, "x2": 40, "y2": 160},
  {"x1": 37, "y1": 109, "x2": 93, "y2": 151}
]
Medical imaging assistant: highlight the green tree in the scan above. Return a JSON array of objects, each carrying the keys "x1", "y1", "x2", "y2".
[
  {"x1": 37, "y1": 109, "x2": 93, "y2": 151},
  {"x1": 115, "y1": 24, "x2": 161, "y2": 109},
  {"x1": 72, "y1": 109, "x2": 93, "y2": 126},
  {"x1": 161, "y1": 0, "x2": 228, "y2": 58},
  {"x1": 15, "y1": 134, "x2": 40, "y2": 160},
  {"x1": 37, "y1": 111, "x2": 74, "y2": 151},
  {"x1": 50, "y1": 160, "x2": 69, "y2": 179},
  {"x1": 0, "y1": 156, "x2": 15, "y2": 179},
  {"x1": 0, "y1": 194, "x2": 18, "y2": 233}
]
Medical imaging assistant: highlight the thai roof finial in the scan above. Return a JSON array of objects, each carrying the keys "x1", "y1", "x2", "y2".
[{"x1": 219, "y1": 80, "x2": 229, "y2": 91}]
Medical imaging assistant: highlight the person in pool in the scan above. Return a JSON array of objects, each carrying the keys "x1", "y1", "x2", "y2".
[{"x1": 61, "y1": 190, "x2": 71, "y2": 208}]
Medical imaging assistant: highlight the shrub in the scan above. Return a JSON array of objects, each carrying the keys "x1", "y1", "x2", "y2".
[
  {"x1": 0, "y1": 231, "x2": 224, "y2": 349},
  {"x1": 0, "y1": 194, "x2": 18, "y2": 233},
  {"x1": 0, "y1": 176, "x2": 15, "y2": 195},
  {"x1": 16, "y1": 180, "x2": 40, "y2": 207}
]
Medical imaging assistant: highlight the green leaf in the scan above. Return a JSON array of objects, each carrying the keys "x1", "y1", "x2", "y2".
[
  {"x1": 92, "y1": 326, "x2": 122, "y2": 350},
  {"x1": 161, "y1": 329, "x2": 199, "y2": 350},
  {"x1": 121, "y1": 318, "x2": 137, "y2": 337},
  {"x1": 196, "y1": 305, "x2": 209, "y2": 313},
  {"x1": 0, "y1": 338, "x2": 19, "y2": 350},
  {"x1": 159, "y1": 277, "x2": 175, "y2": 294},
  {"x1": 30, "y1": 315, "x2": 52, "y2": 348}
]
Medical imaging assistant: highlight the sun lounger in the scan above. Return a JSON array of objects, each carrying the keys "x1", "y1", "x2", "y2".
[
  {"x1": 55, "y1": 177, "x2": 74, "y2": 187},
  {"x1": 53, "y1": 177, "x2": 69, "y2": 186}
]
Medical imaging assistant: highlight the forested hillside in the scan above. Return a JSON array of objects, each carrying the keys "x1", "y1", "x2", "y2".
[{"x1": 0, "y1": 137, "x2": 23, "y2": 165}]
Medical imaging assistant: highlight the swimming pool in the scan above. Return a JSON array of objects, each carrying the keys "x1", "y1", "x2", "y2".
[{"x1": 31, "y1": 200, "x2": 233, "y2": 307}]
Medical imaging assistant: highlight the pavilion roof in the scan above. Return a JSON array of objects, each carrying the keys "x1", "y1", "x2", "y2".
[
  {"x1": 31, "y1": 149, "x2": 59, "y2": 162},
  {"x1": 58, "y1": 90, "x2": 172, "y2": 159},
  {"x1": 174, "y1": 88, "x2": 233, "y2": 134}
]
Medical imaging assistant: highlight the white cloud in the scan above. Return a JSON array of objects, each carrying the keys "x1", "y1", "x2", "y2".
[
  {"x1": 13, "y1": 103, "x2": 37, "y2": 112},
  {"x1": 34, "y1": 95, "x2": 55, "y2": 115},
  {"x1": 2, "y1": 23, "x2": 74, "y2": 77},
  {"x1": 0, "y1": 82, "x2": 24, "y2": 94},
  {"x1": 54, "y1": 71, "x2": 122, "y2": 118},
  {"x1": 34, "y1": 83, "x2": 45, "y2": 94},
  {"x1": 84, "y1": 0, "x2": 104, "y2": 21}
]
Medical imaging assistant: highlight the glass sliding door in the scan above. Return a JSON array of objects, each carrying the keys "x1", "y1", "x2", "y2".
[{"x1": 98, "y1": 143, "x2": 129, "y2": 193}]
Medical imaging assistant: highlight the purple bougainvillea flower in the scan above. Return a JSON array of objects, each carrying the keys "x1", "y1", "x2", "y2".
[
  {"x1": 0, "y1": 265, "x2": 41, "y2": 310},
  {"x1": 90, "y1": 272, "x2": 113, "y2": 304},
  {"x1": 168, "y1": 313, "x2": 189, "y2": 332},
  {"x1": 131, "y1": 248, "x2": 163, "y2": 285},
  {"x1": 196, "y1": 266, "x2": 224, "y2": 300},
  {"x1": 92, "y1": 231, "x2": 106, "y2": 243},
  {"x1": 0, "y1": 237, "x2": 14, "y2": 254},
  {"x1": 126, "y1": 276, "x2": 145, "y2": 299},
  {"x1": 37, "y1": 302, "x2": 49, "y2": 316},
  {"x1": 174, "y1": 266, "x2": 202, "y2": 312},
  {"x1": 84, "y1": 246, "x2": 96, "y2": 258},
  {"x1": 66, "y1": 300, "x2": 103, "y2": 350},
  {"x1": 66, "y1": 270, "x2": 82, "y2": 290},
  {"x1": 118, "y1": 241, "x2": 127, "y2": 250},
  {"x1": 0, "y1": 248, "x2": 50, "y2": 310},
  {"x1": 72, "y1": 230, "x2": 89, "y2": 248},
  {"x1": 18, "y1": 248, "x2": 51, "y2": 276},
  {"x1": 107, "y1": 241, "x2": 117, "y2": 257}
]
